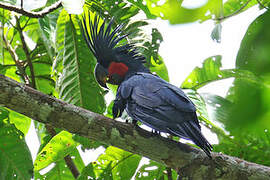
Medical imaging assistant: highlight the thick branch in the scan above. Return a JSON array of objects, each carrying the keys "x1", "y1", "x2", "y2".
[
  {"x1": 0, "y1": 1, "x2": 62, "y2": 18},
  {"x1": 0, "y1": 74, "x2": 270, "y2": 179}
]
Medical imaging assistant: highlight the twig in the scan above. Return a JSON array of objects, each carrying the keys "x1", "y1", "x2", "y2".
[
  {"x1": 15, "y1": 16, "x2": 36, "y2": 88},
  {"x1": 166, "y1": 167, "x2": 173, "y2": 180},
  {"x1": 1, "y1": 29, "x2": 29, "y2": 84},
  {"x1": 21, "y1": 0, "x2": 23, "y2": 9},
  {"x1": 0, "y1": 1, "x2": 62, "y2": 18},
  {"x1": 45, "y1": 124, "x2": 80, "y2": 178},
  {"x1": 257, "y1": 0, "x2": 270, "y2": 10},
  {"x1": 216, "y1": 0, "x2": 252, "y2": 21}
]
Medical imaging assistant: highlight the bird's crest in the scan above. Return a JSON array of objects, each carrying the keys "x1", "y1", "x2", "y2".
[{"x1": 81, "y1": 12, "x2": 145, "y2": 68}]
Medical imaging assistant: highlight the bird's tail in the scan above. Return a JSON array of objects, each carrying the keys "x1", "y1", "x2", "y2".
[{"x1": 169, "y1": 121, "x2": 213, "y2": 158}]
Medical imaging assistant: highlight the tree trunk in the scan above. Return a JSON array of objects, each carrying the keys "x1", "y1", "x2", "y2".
[{"x1": 0, "y1": 74, "x2": 270, "y2": 179}]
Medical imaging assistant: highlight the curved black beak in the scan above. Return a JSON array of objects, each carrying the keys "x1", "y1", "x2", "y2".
[{"x1": 94, "y1": 63, "x2": 109, "y2": 89}]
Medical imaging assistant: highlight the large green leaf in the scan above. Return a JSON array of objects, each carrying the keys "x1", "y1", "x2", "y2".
[
  {"x1": 34, "y1": 149, "x2": 85, "y2": 180},
  {"x1": 0, "y1": 123, "x2": 33, "y2": 179},
  {"x1": 34, "y1": 131, "x2": 78, "y2": 171},
  {"x1": 92, "y1": 146, "x2": 141, "y2": 179},
  {"x1": 38, "y1": 12, "x2": 59, "y2": 61},
  {"x1": 26, "y1": 39, "x2": 56, "y2": 95},
  {"x1": 181, "y1": 55, "x2": 259, "y2": 90},
  {"x1": 20, "y1": 17, "x2": 39, "y2": 44},
  {"x1": 230, "y1": 10, "x2": 270, "y2": 134},
  {"x1": 56, "y1": 10, "x2": 106, "y2": 113},
  {"x1": 236, "y1": 10, "x2": 270, "y2": 75}
]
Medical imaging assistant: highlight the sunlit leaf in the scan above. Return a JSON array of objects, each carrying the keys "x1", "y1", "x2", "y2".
[
  {"x1": 223, "y1": 0, "x2": 257, "y2": 20},
  {"x1": 145, "y1": 0, "x2": 218, "y2": 24},
  {"x1": 56, "y1": 10, "x2": 106, "y2": 113},
  {"x1": 34, "y1": 131, "x2": 78, "y2": 171},
  {"x1": 38, "y1": 11, "x2": 59, "y2": 61},
  {"x1": 34, "y1": 149, "x2": 85, "y2": 180},
  {"x1": 136, "y1": 160, "x2": 177, "y2": 179},
  {"x1": 128, "y1": 0, "x2": 157, "y2": 19},
  {"x1": 0, "y1": 65, "x2": 21, "y2": 82},
  {"x1": 93, "y1": 146, "x2": 141, "y2": 179},
  {"x1": 181, "y1": 55, "x2": 259, "y2": 90},
  {"x1": 8, "y1": 109, "x2": 31, "y2": 135}
]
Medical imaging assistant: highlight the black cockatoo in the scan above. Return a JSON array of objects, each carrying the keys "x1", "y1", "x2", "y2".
[{"x1": 82, "y1": 15, "x2": 212, "y2": 157}]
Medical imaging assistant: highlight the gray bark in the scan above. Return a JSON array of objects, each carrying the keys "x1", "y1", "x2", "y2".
[{"x1": 0, "y1": 74, "x2": 270, "y2": 180}]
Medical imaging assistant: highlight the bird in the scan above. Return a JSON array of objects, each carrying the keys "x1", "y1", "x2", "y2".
[{"x1": 81, "y1": 14, "x2": 213, "y2": 158}]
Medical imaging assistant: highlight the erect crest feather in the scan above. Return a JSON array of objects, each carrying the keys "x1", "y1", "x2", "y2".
[{"x1": 81, "y1": 12, "x2": 145, "y2": 68}]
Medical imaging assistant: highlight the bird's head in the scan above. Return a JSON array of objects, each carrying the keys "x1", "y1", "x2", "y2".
[{"x1": 81, "y1": 13, "x2": 148, "y2": 88}]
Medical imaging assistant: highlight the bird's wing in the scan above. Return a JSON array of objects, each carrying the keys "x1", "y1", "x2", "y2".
[{"x1": 119, "y1": 73, "x2": 212, "y2": 157}]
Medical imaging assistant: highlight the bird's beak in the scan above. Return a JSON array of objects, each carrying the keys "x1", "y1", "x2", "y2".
[{"x1": 94, "y1": 63, "x2": 109, "y2": 89}]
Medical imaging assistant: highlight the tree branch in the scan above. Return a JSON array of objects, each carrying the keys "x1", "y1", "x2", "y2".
[
  {"x1": 0, "y1": 1, "x2": 62, "y2": 18},
  {"x1": 1, "y1": 30, "x2": 30, "y2": 84},
  {"x1": 15, "y1": 16, "x2": 36, "y2": 88},
  {"x1": 0, "y1": 74, "x2": 270, "y2": 179}
]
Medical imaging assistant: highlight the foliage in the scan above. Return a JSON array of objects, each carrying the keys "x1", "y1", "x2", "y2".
[{"x1": 0, "y1": 0, "x2": 270, "y2": 179}]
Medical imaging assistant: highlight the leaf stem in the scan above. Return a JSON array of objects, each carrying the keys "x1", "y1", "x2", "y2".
[{"x1": 216, "y1": 0, "x2": 252, "y2": 21}]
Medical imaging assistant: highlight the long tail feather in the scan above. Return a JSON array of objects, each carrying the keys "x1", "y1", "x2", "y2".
[{"x1": 169, "y1": 121, "x2": 212, "y2": 158}]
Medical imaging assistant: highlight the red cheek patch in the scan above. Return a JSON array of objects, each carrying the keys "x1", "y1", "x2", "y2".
[{"x1": 108, "y1": 62, "x2": 129, "y2": 77}]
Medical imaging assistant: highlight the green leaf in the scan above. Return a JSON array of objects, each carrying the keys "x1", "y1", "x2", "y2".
[
  {"x1": 223, "y1": 0, "x2": 257, "y2": 20},
  {"x1": 181, "y1": 55, "x2": 260, "y2": 90},
  {"x1": 149, "y1": 55, "x2": 169, "y2": 82},
  {"x1": 38, "y1": 12, "x2": 59, "y2": 61},
  {"x1": 8, "y1": 109, "x2": 31, "y2": 135},
  {"x1": 185, "y1": 90, "x2": 228, "y2": 140},
  {"x1": 236, "y1": 10, "x2": 270, "y2": 75},
  {"x1": 34, "y1": 131, "x2": 78, "y2": 171},
  {"x1": 73, "y1": 135, "x2": 106, "y2": 150},
  {"x1": 0, "y1": 65, "x2": 21, "y2": 82},
  {"x1": 56, "y1": 11, "x2": 106, "y2": 113},
  {"x1": 127, "y1": 0, "x2": 157, "y2": 19},
  {"x1": 22, "y1": 17, "x2": 39, "y2": 44},
  {"x1": 93, "y1": 146, "x2": 141, "y2": 179},
  {"x1": 0, "y1": 107, "x2": 9, "y2": 126},
  {"x1": 27, "y1": 45, "x2": 55, "y2": 94},
  {"x1": 136, "y1": 160, "x2": 177, "y2": 179},
  {"x1": 34, "y1": 149, "x2": 85, "y2": 180},
  {"x1": 77, "y1": 163, "x2": 96, "y2": 180},
  {"x1": 145, "y1": 0, "x2": 218, "y2": 24},
  {"x1": 0, "y1": 123, "x2": 33, "y2": 179}
]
